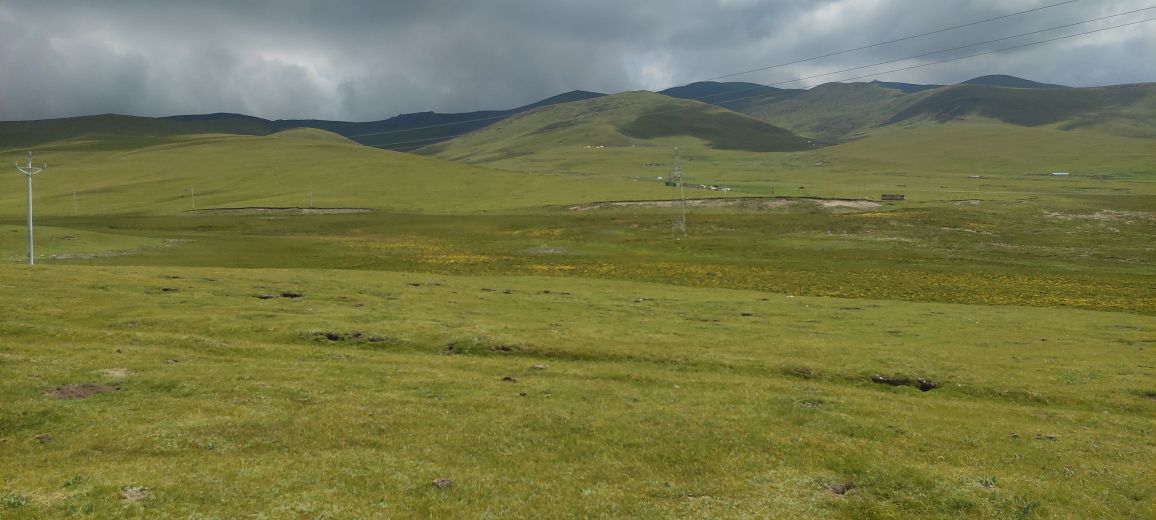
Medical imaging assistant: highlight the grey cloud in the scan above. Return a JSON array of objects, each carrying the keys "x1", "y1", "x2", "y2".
[{"x1": 1, "y1": 0, "x2": 1153, "y2": 121}]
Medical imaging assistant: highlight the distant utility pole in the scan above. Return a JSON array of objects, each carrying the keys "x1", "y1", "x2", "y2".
[
  {"x1": 671, "y1": 147, "x2": 687, "y2": 237},
  {"x1": 14, "y1": 151, "x2": 46, "y2": 265},
  {"x1": 191, "y1": 187, "x2": 196, "y2": 210}
]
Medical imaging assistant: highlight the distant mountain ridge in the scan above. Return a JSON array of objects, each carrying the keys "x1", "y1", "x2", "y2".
[
  {"x1": 0, "y1": 91, "x2": 606, "y2": 151},
  {"x1": 174, "y1": 90, "x2": 607, "y2": 152},
  {"x1": 681, "y1": 75, "x2": 1156, "y2": 140},
  {"x1": 5, "y1": 75, "x2": 1154, "y2": 152}
]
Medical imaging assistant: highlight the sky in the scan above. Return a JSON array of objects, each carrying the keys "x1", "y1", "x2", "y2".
[{"x1": 1, "y1": 0, "x2": 1153, "y2": 121}]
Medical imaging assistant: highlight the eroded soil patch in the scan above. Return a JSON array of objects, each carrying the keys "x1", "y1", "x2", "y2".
[
  {"x1": 46, "y1": 383, "x2": 120, "y2": 400},
  {"x1": 870, "y1": 375, "x2": 939, "y2": 392}
]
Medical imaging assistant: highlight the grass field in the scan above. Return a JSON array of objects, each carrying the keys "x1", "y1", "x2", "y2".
[
  {"x1": 2, "y1": 266, "x2": 1153, "y2": 518},
  {"x1": 1, "y1": 117, "x2": 1154, "y2": 518}
]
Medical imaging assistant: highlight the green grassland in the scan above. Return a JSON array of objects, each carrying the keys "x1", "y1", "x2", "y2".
[
  {"x1": 430, "y1": 109, "x2": 1156, "y2": 204},
  {"x1": 1, "y1": 97, "x2": 1155, "y2": 518},
  {"x1": 1, "y1": 266, "x2": 1153, "y2": 518},
  {"x1": 0, "y1": 129, "x2": 671, "y2": 216}
]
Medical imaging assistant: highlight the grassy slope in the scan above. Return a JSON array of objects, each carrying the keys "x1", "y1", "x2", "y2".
[
  {"x1": 423, "y1": 91, "x2": 812, "y2": 164},
  {"x1": 733, "y1": 81, "x2": 1156, "y2": 141},
  {"x1": 659, "y1": 81, "x2": 804, "y2": 113},
  {"x1": 889, "y1": 83, "x2": 1156, "y2": 137},
  {"x1": 1, "y1": 266, "x2": 1152, "y2": 518},
  {"x1": 2, "y1": 91, "x2": 608, "y2": 153},
  {"x1": 739, "y1": 82, "x2": 912, "y2": 140},
  {"x1": 960, "y1": 75, "x2": 1067, "y2": 89},
  {"x1": 0, "y1": 132, "x2": 672, "y2": 216},
  {"x1": 436, "y1": 116, "x2": 1155, "y2": 205},
  {"x1": 266, "y1": 127, "x2": 357, "y2": 144},
  {"x1": 0, "y1": 115, "x2": 275, "y2": 150}
]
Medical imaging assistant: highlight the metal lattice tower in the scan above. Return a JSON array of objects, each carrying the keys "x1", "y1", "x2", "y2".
[
  {"x1": 14, "y1": 151, "x2": 47, "y2": 266},
  {"x1": 671, "y1": 147, "x2": 687, "y2": 236}
]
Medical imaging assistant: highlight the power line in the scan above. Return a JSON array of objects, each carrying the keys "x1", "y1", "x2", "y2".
[
  {"x1": 694, "y1": 15, "x2": 1156, "y2": 107},
  {"x1": 351, "y1": 1, "x2": 1086, "y2": 142},
  {"x1": 365, "y1": 11, "x2": 1156, "y2": 150},
  {"x1": 588, "y1": 16, "x2": 1156, "y2": 130},
  {"x1": 698, "y1": 0, "x2": 1085, "y2": 83},
  {"x1": 682, "y1": 6, "x2": 1156, "y2": 106}
]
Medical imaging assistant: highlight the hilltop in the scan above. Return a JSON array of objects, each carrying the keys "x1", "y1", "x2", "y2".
[
  {"x1": 960, "y1": 74, "x2": 1068, "y2": 89},
  {"x1": 659, "y1": 81, "x2": 802, "y2": 112}
]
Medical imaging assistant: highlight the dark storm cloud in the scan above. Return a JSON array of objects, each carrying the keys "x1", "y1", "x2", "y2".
[{"x1": 1, "y1": 0, "x2": 1153, "y2": 121}]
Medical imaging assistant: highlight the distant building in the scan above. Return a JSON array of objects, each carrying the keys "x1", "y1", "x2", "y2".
[{"x1": 1051, "y1": 172, "x2": 1071, "y2": 177}]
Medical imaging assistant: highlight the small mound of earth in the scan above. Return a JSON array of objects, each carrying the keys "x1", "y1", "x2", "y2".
[
  {"x1": 826, "y1": 482, "x2": 856, "y2": 496},
  {"x1": 47, "y1": 383, "x2": 120, "y2": 400}
]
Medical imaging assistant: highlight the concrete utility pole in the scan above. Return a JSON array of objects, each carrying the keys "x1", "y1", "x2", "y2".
[
  {"x1": 14, "y1": 151, "x2": 46, "y2": 265},
  {"x1": 671, "y1": 147, "x2": 687, "y2": 237}
]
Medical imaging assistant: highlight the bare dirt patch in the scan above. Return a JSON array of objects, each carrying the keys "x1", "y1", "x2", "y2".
[
  {"x1": 121, "y1": 486, "x2": 149, "y2": 502},
  {"x1": 1041, "y1": 210, "x2": 1154, "y2": 222},
  {"x1": 816, "y1": 199, "x2": 880, "y2": 210},
  {"x1": 96, "y1": 368, "x2": 131, "y2": 378},
  {"x1": 46, "y1": 383, "x2": 120, "y2": 400},
  {"x1": 568, "y1": 197, "x2": 879, "y2": 212},
  {"x1": 188, "y1": 207, "x2": 373, "y2": 216}
]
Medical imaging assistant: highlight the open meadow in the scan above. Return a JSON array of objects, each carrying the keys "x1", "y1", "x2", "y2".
[{"x1": 1, "y1": 119, "x2": 1155, "y2": 518}]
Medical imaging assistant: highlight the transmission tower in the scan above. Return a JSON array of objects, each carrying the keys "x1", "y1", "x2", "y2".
[
  {"x1": 14, "y1": 151, "x2": 47, "y2": 265},
  {"x1": 670, "y1": 147, "x2": 687, "y2": 236}
]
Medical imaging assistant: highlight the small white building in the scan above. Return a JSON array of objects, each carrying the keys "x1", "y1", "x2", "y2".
[{"x1": 1051, "y1": 172, "x2": 1071, "y2": 177}]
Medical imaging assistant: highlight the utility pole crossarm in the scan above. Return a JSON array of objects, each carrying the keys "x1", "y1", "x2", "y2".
[{"x1": 16, "y1": 151, "x2": 46, "y2": 176}]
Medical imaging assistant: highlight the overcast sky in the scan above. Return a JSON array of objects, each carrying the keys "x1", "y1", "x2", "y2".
[{"x1": 1, "y1": 0, "x2": 1153, "y2": 121}]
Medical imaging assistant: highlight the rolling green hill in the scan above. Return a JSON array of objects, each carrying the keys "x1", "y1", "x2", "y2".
[
  {"x1": 176, "y1": 90, "x2": 607, "y2": 152},
  {"x1": 2, "y1": 91, "x2": 607, "y2": 153},
  {"x1": 423, "y1": 91, "x2": 813, "y2": 165},
  {"x1": 0, "y1": 114, "x2": 276, "y2": 150},
  {"x1": 960, "y1": 74, "x2": 1067, "y2": 89},
  {"x1": 733, "y1": 82, "x2": 913, "y2": 141},
  {"x1": 659, "y1": 81, "x2": 802, "y2": 112},
  {"x1": 887, "y1": 83, "x2": 1156, "y2": 137},
  {"x1": 0, "y1": 130, "x2": 672, "y2": 217},
  {"x1": 697, "y1": 76, "x2": 1156, "y2": 141}
]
